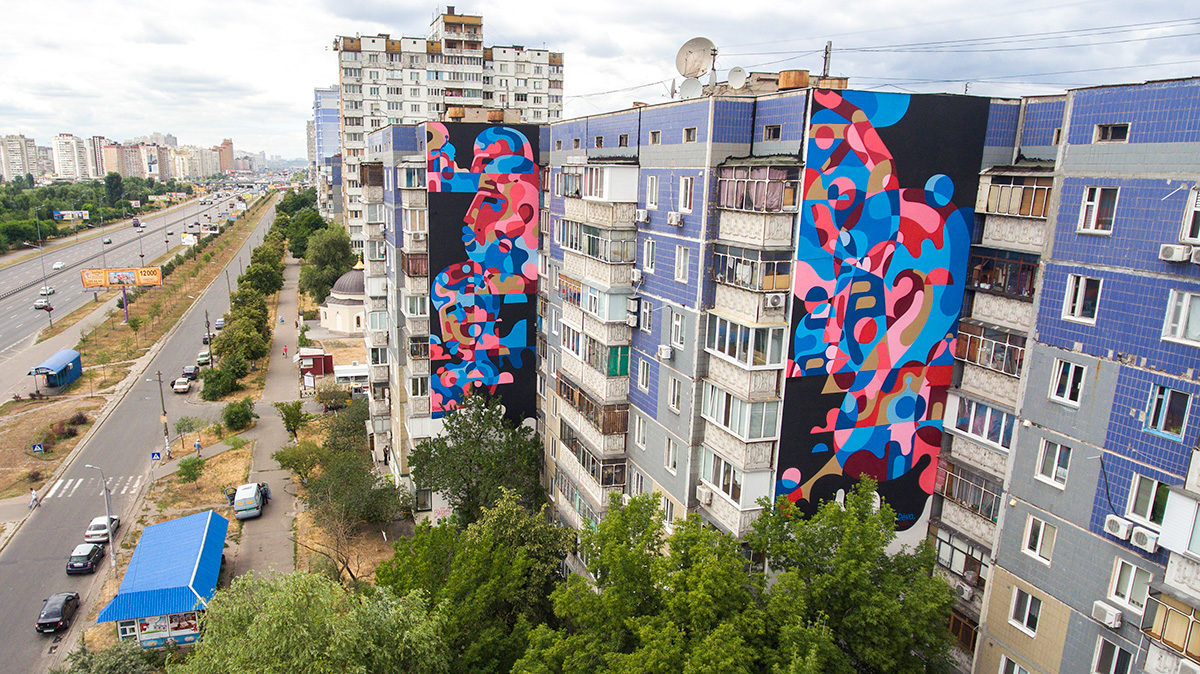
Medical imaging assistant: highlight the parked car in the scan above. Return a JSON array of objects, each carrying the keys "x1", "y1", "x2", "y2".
[
  {"x1": 214, "y1": 317, "x2": 226, "y2": 330},
  {"x1": 35, "y1": 592, "x2": 80, "y2": 633},
  {"x1": 201, "y1": 332, "x2": 217, "y2": 345},
  {"x1": 102, "y1": 237, "x2": 112, "y2": 244},
  {"x1": 52, "y1": 261, "x2": 64, "y2": 270},
  {"x1": 33, "y1": 299, "x2": 51, "y2": 310},
  {"x1": 83, "y1": 515, "x2": 120, "y2": 544},
  {"x1": 167, "y1": 230, "x2": 174, "y2": 235},
  {"x1": 172, "y1": 377, "x2": 191, "y2": 394},
  {"x1": 131, "y1": 217, "x2": 140, "y2": 227},
  {"x1": 65, "y1": 543, "x2": 105, "y2": 575},
  {"x1": 224, "y1": 482, "x2": 271, "y2": 520},
  {"x1": 39, "y1": 286, "x2": 54, "y2": 296},
  {"x1": 182, "y1": 365, "x2": 199, "y2": 380},
  {"x1": 196, "y1": 350, "x2": 211, "y2": 366}
]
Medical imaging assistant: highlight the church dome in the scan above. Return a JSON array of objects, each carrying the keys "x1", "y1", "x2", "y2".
[{"x1": 330, "y1": 268, "x2": 364, "y2": 296}]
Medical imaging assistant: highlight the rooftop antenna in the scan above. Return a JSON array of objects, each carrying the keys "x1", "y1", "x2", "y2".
[
  {"x1": 679, "y1": 78, "x2": 703, "y2": 100},
  {"x1": 676, "y1": 37, "x2": 715, "y2": 98},
  {"x1": 728, "y1": 67, "x2": 748, "y2": 90}
]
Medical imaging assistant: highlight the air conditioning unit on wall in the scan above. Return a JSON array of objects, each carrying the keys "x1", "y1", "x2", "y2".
[
  {"x1": 1131, "y1": 526, "x2": 1160, "y2": 553},
  {"x1": 696, "y1": 484, "x2": 713, "y2": 505},
  {"x1": 635, "y1": 209, "x2": 649, "y2": 223},
  {"x1": 957, "y1": 584, "x2": 975, "y2": 601},
  {"x1": 667, "y1": 211, "x2": 683, "y2": 226},
  {"x1": 1160, "y1": 243, "x2": 1192, "y2": 262},
  {"x1": 1092, "y1": 600, "x2": 1123, "y2": 628},
  {"x1": 1104, "y1": 514, "x2": 1132, "y2": 540},
  {"x1": 657, "y1": 344, "x2": 673, "y2": 360},
  {"x1": 1192, "y1": 247, "x2": 1200, "y2": 265},
  {"x1": 764, "y1": 293, "x2": 788, "y2": 309},
  {"x1": 631, "y1": 269, "x2": 643, "y2": 283},
  {"x1": 410, "y1": 232, "x2": 427, "y2": 241}
]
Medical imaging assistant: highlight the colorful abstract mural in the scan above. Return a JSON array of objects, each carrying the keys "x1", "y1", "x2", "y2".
[
  {"x1": 775, "y1": 90, "x2": 989, "y2": 530},
  {"x1": 426, "y1": 122, "x2": 539, "y2": 422}
]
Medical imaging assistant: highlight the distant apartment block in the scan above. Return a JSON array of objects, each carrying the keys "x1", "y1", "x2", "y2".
[{"x1": 1, "y1": 134, "x2": 38, "y2": 181}]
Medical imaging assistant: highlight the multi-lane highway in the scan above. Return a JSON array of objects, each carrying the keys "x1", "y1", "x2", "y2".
[
  {"x1": 0, "y1": 196, "x2": 276, "y2": 673},
  {"x1": 0, "y1": 198, "x2": 240, "y2": 363}
]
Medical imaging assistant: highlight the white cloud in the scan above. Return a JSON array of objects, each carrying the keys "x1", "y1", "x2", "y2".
[{"x1": 0, "y1": 0, "x2": 1195, "y2": 158}]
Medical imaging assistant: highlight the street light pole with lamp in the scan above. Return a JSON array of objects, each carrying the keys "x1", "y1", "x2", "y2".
[
  {"x1": 83, "y1": 464, "x2": 116, "y2": 577},
  {"x1": 148, "y1": 371, "x2": 172, "y2": 461}
]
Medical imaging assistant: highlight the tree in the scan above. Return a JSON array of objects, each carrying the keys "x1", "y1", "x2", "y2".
[
  {"x1": 177, "y1": 456, "x2": 205, "y2": 483},
  {"x1": 315, "y1": 383, "x2": 351, "y2": 412},
  {"x1": 274, "y1": 400, "x2": 314, "y2": 440},
  {"x1": 104, "y1": 172, "x2": 122, "y2": 207},
  {"x1": 174, "y1": 416, "x2": 203, "y2": 435},
  {"x1": 212, "y1": 316, "x2": 267, "y2": 362},
  {"x1": 271, "y1": 440, "x2": 328, "y2": 485},
  {"x1": 228, "y1": 286, "x2": 269, "y2": 336},
  {"x1": 305, "y1": 450, "x2": 404, "y2": 528},
  {"x1": 200, "y1": 367, "x2": 240, "y2": 401},
  {"x1": 222, "y1": 397, "x2": 257, "y2": 431},
  {"x1": 170, "y1": 572, "x2": 451, "y2": 674},
  {"x1": 409, "y1": 393, "x2": 543, "y2": 524},
  {"x1": 240, "y1": 261, "x2": 283, "y2": 296},
  {"x1": 126, "y1": 315, "x2": 143, "y2": 347},
  {"x1": 320, "y1": 396, "x2": 370, "y2": 455},
  {"x1": 298, "y1": 226, "x2": 355, "y2": 303},
  {"x1": 50, "y1": 638, "x2": 159, "y2": 674}
]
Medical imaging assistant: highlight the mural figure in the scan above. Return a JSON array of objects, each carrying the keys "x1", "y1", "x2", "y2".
[
  {"x1": 776, "y1": 90, "x2": 981, "y2": 529},
  {"x1": 426, "y1": 123, "x2": 538, "y2": 419}
]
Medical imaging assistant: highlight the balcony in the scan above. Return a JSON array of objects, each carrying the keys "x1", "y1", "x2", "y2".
[
  {"x1": 405, "y1": 395, "x2": 431, "y2": 419},
  {"x1": 367, "y1": 328, "x2": 389, "y2": 348},
  {"x1": 557, "y1": 400, "x2": 625, "y2": 456},
  {"x1": 945, "y1": 434, "x2": 1008, "y2": 478},
  {"x1": 562, "y1": 304, "x2": 631, "y2": 345},
  {"x1": 978, "y1": 213, "x2": 1046, "y2": 255},
  {"x1": 403, "y1": 230, "x2": 428, "y2": 253},
  {"x1": 369, "y1": 363, "x2": 389, "y2": 382},
  {"x1": 364, "y1": 257, "x2": 386, "y2": 279},
  {"x1": 555, "y1": 453, "x2": 604, "y2": 512},
  {"x1": 1142, "y1": 592, "x2": 1200, "y2": 667},
  {"x1": 401, "y1": 251, "x2": 429, "y2": 277},
  {"x1": 363, "y1": 184, "x2": 384, "y2": 203},
  {"x1": 364, "y1": 295, "x2": 387, "y2": 312},
  {"x1": 712, "y1": 284, "x2": 789, "y2": 327},
  {"x1": 969, "y1": 293, "x2": 1035, "y2": 333},
  {"x1": 562, "y1": 249, "x2": 633, "y2": 288},
  {"x1": 403, "y1": 316, "x2": 429, "y2": 336},
  {"x1": 698, "y1": 487, "x2": 763, "y2": 538},
  {"x1": 365, "y1": 221, "x2": 385, "y2": 240},
  {"x1": 369, "y1": 396, "x2": 391, "y2": 419},
  {"x1": 716, "y1": 209, "x2": 795, "y2": 249},
  {"x1": 958, "y1": 362, "x2": 1020, "y2": 409},
  {"x1": 400, "y1": 187, "x2": 427, "y2": 204},
  {"x1": 706, "y1": 357, "x2": 781, "y2": 403},
  {"x1": 563, "y1": 197, "x2": 637, "y2": 229},
  {"x1": 701, "y1": 421, "x2": 774, "y2": 472}
]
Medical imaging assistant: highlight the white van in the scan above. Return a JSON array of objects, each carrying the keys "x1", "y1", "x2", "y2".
[{"x1": 226, "y1": 482, "x2": 270, "y2": 520}]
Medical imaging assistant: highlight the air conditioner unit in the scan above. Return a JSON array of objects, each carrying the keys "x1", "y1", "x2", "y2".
[
  {"x1": 1092, "y1": 600, "x2": 1123, "y2": 629},
  {"x1": 635, "y1": 209, "x2": 649, "y2": 223},
  {"x1": 410, "y1": 232, "x2": 427, "y2": 241},
  {"x1": 696, "y1": 484, "x2": 713, "y2": 505},
  {"x1": 764, "y1": 293, "x2": 788, "y2": 309},
  {"x1": 657, "y1": 344, "x2": 673, "y2": 360},
  {"x1": 957, "y1": 584, "x2": 975, "y2": 601},
  {"x1": 1192, "y1": 247, "x2": 1200, "y2": 265},
  {"x1": 625, "y1": 314, "x2": 639, "y2": 327},
  {"x1": 667, "y1": 211, "x2": 683, "y2": 226},
  {"x1": 1160, "y1": 243, "x2": 1192, "y2": 262},
  {"x1": 631, "y1": 269, "x2": 643, "y2": 283},
  {"x1": 621, "y1": 493, "x2": 631, "y2": 506},
  {"x1": 1104, "y1": 514, "x2": 1132, "y2": 540},
  {"x1": 1131, "y1": 525, "x2": 1160, "y2": 553}
]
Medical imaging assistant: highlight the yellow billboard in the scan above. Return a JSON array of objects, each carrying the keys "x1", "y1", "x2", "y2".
[{"x1": 80, "y1": 267, "x2": 163, "y2": 289}]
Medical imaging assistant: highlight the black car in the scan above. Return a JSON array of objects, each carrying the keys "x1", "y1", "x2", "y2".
[
  {"x1": 36, "y1": 592, "x2": 79, "y2": 633},
  {"x1": 182, "y1": 365, "x2": 199, "y2": 380},
  {"x1": 201, "y1": 332, "x2": 217, "y2": 345},
  {"x1": 65, "y1": 543, "x2": 105, "y2": 575}
]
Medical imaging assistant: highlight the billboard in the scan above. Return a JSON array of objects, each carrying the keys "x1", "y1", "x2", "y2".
[
  {"x1": 775, "y1": 90, "x2": 989, "y2": 532},
  {"x1": 53, "y1": 210, "x2": 89, "y2": 220},
  {"x1": 81, "y1": 267, "x2": 163, "y2": 289},
  {"x1": 426, "y1": 122, "x2": 539, "y2": 424}
]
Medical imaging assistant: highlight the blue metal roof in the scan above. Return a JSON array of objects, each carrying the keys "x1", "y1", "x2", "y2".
[
  {"x1": 29, "y1": 349, "x2": 80, "y2": 375},
  {"x1": 98, "y1": 510, "x2": 228, "y2": 623}
]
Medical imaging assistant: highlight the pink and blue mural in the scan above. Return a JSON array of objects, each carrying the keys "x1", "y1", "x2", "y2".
[
  {"x1": 426, "y1": 122, "x2": 539, "y2": 422},
  {"x1": 775, "y1": 90, "x2": 989, "y2": 529}
]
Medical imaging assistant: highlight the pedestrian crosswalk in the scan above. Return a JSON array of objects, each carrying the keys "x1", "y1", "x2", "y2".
[{"x1": 42, "y1": 475, "x2": 143, "y2": 501}]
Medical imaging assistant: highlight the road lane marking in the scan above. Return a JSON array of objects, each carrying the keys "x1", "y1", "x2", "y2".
[
  {"x1": 45, "y1": 479, "x2": 66, "y2": 499},
  {"x1": 129, "y1": 475, "x2": 142, "y2": 493},
  {"x1": 66, "y1": 478, "x2": 84, "y2": 498}
]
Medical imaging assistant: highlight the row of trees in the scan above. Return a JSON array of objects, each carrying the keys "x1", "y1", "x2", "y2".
[{"x1": 273, "y1": 187, "x2": 355, "y2": 304}]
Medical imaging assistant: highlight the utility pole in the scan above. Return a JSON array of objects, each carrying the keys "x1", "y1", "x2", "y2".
[
  {"x1": 225, "y1": 269, "x2": 232, "y2": 297},
  {"x1": 822, "y1": 41, "x2": 832, "y2": 78},
  {"x1": 155, "y1": 371, "x2": 170, "y2": 461},
  {"x1": 84, "y1": 464, "x2": 116, "y2": 577},
  {"x1": 204, "y1": 309, "x2": 213, "y2": 368}
]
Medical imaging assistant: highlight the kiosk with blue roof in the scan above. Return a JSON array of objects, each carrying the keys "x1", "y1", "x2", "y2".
[
  {"x1": 28, "y1": 349, "x2": 82, "y2": 389},
  {"x1": 97, "y1": 510, "x2": 228, "y2": 648}
]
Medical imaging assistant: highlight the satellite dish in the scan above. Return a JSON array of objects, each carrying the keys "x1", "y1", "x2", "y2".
[
  {"x1": 679, "y1": 78, "x2": 703, "y2": 100},
  {"x1": 676, "y1": 37, "x2": 716, "y2": 78},
  {"x1": 728, "y1": 67, "x2": 748, "y2": 90}
]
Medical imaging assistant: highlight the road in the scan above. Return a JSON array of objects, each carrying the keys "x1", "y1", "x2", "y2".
[
  {"x1": 0, "y1": 197, "x2": 243, "y2": 364},
  {"x1": 0, "y1": 197, "x2": 277, "y2": 673}
]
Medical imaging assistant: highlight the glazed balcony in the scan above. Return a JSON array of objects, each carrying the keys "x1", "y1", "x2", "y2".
[
  {"x1": 705, "y1": 357, "x2": 780, "y2": 403},
  {"x1": 563, "y1": 196, "x2": 637, "y2": 229},
  {"x1": 716, "y1": 209, "x2": 795, "y2": 249},
  {"x1": 701, "y1": 421, "x2": 774, "y2": 472},
  {"x1": 698, "y1": 487, "x2": 763, "y2": 538}
]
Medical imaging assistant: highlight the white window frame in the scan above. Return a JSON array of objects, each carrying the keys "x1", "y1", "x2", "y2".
[
  {"x1": 640, "y1": 299, "x2": 653, "y2": 334},
  {"x1": 632, "y1": 470, "x2": 644, "y2": 494},
  {"x1": 1049, "y1": 359, "x2": 1086, "y2": 407},
  {"x1": 1022, "y1": 515, "x2": 1056, "y2": 564},
  {"x1": 661, "y1": 494, "x2": 676, "y2": 530},
  {"x1": 1163, "y1": 289, "x2": 1200, "y2": 346},
  {"x1": 634, "y1": 413, "x2": 646, "y2": 447},
  {"x1": 638, "y1": 358, "x2": 650, "y2": 391},
  {"x1": 668, "y1": 377, "x2": 682, "y2": 413},
  {"x1": 1001, "y1": 656, "x2": 1031, "y2": 674},
  {"x1": 763, "y1": 124, "x2": 781, "y2": 141},
  {"x1": 646, "y1": 175, "x2": 659, "y2": 209},
  {"x1": 1009, "y1": 587, "x2": 1042, "y2": 637},
  {"x1": 650, "y1": 130, "x2": 661, "y2": 145},
  {"x1": 679, "y1": 176, "x2": 694, "y2": 213},
  {"x1": 1146, "y1": 384, "x2": 1190, "y2": 438},
  {"x1": 1183, "y1": 188, "x2": 1200, "y2": 243},
  {"x1": 1095, "y1": 123, "x2": 1130, "y2": 143},
  {"x1": 1093, "y1": 637, "x2": 1133, "y2": 674},
  {"x1": 675, "y1": 245, "x2": 689, "y2": 283},
  {"x1": 1063, "y1": 273, "x2": 1102, "y2": 324},
  {"x1": 1079, "y1": 186, "x2": 1118, "y2": 234},
  {"x1": 665, "y1": 439, "x2": 678, "y2": 474},
  {"x1": 683, "y1": 127, "x2": 697, "y2": 143},
  {"x1": 1127, "y1": 473, "x2": 1170, "y2": 529},
  {"x1": 670, "y1": 312, "x2": 684, "y2": 348},
  {"x1": 1109, "y1": 558, "x2": 1152, "y2": 614},
  {"x1": 409, "y1": 376, "x2": 429, "y2": 398},
  {"x1": 644, "y1": 238, "x2": 656, "y2": 273},
  {"x1": 1035, "y1": 439, "x2": 1071, "y2": 488}
]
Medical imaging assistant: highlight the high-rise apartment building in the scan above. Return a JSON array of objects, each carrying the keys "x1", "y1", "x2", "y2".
[
  {"x1": 51, "y1": 133, "x2": 91, "y2": 180},
  {"x1": 86, "y1": 136, "x2": 112, "y2": 177},
  {"x1": 312, "y1": 85, "x2": 341, "y2": 219},
  {"x1": 36, "y1": 146, "x2": 54, "y2": 177},
  {"x1": 216, "y1": 139, "x2": 234, "y2": 173},
  {"x1": 1, "y1": 134, "x2": 38, "y2": 181},
  {"x1": 334, "y1": 7, "x2": 563, "y2": 249}
]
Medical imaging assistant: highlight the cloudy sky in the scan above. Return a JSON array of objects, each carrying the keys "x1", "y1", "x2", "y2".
[{"x1": 1, "y1": 0, "x2": 1196, "y2": 158}]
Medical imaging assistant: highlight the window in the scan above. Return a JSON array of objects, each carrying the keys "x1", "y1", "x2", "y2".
[
  {"x1": 701, "y1": 382, "x2": 781, "y2": 440},
  {"x1": 618, "y1": 133, "x2": 628, "y2": 147},
  {"x1": 640, "y1": 299, "x2": 653, "y2": 333},
  {"x1": 633, "y1": 413, "x2": 647, "y2": 447},
  {"x1": 368, "y1": 310, "x2": 388, "y2": 330},
  {"x1": 763, "y1": 124, "x2": 781, "y2": 141},
  {"x1": 1184, "y1": 189, "x2": 1200, "y2": 243},
  {"x1": 1050, "y1": 359, "x2": 1086, "y2": 406},
  {"x1": 679, "y1": 176, "x2": 694, "y2": 212},
  {"x1": 1023, "y1": 516, "x2": 1057, "y2": 563},
  {"x1": 668, "y1": 377, "x2": 682, "y2": 412},
  {"x1": 661, "y1": 495, "x2": 675, "y2": 527},
  {"x1": 1079, "y1": 187, "x2": 1118, "y2": 233},
  {"x1": 968, "y1": 247, "x2": 1038, "y2": 300},
  {"x1": 594, "y1": 135, "x2": 603, "y2": 148},
  {"x1": 675, "y1": 246, "x2": 689, "y2": 282},
  {"x1": 650, "y1": 130, "x2": 661, "y2": 145},
  {"x1": 638, "y1": 359, "x2": 649, "y2": 391},
  {"x1": 683, "y1": 127, "x2": 697, "y2": 143},
  {"x1": 955, "y1": 323, "x2": 1026, "y2": 376},
  {"x1": 1096, "y1": 123, "x2": 1130, "y2": 142},
  {"x1": 1053, "y1": 127, "x2": 1062, "y2": 145},
  {"x1": 712, "y1": 244, "x2": 792, "y2": 291},
  {"x1": 706, "y1": 314, "x2": 786, "y2": 367},
  {"x1": 1010, "y1": 588, "x2": 1042, "y2": 635},
  {"x1": 953, "y1": 396, "x2": 1017, "y2": 450},
  {"x1": 931, "y1": 525, "x2": 988, "y2": 588},
  {"x1": 717, "y1": 166, "x2": 801, "y2": 212},
  {"x1": 1036, "y1": 439, "x2": 1072, "y2": 487},
  {"x1": 1093, "y1": 638, "x2": 1133, "y2": 674},
  {"x1": 632, "y1": 471, "x2": 645, "y2": 494},
  {"x1": 646, "y1": 175, "x2": 659, "y2": 209},
  {"x1": 643, "y1": 239, "x2": 656, "y2": 273},
  {"x1": 701, "y1": 446, "x2": 743, "y2": 503},
  {"x1": 937, "y1": 461, "x2": 1002, "y2": 522},
  {"x1": 1147, "y1": 385, "x2": 1190, "y2": 438},
  {"x1": 1063, "y1": 274, "x2": 1101, "y2": 323},
  {"x1": 670, "y1": 312, "x2": 684, "y2": 347},
  {"x1": 665, "y1": 439, "x2": 678, "y2": 473},
  {"x1": 409, "y1": 376, "x2": 429, "y2": 397},
  {"x1": 1111, "y1": 559, "x2": 1152, "y2": 612},
  {"x1": 1163, "y1": 290, "x2": 1200, "y2": 345},
  {"x1": 1128, "y1": 474, "x2": 1170, "y2": 527},
  {"x1": 949, "y1": 612, "x2": 978, "y2": 655},
  {"x1": 1001, "y1": 656, "x2": 1031, "y2": 674},
  {"x1": 555, "y1": 140, "x2": 562, "y2": 150},
  {"x1": 572, "y1": 138, "x2": 580, "y2": 149},
  {"x1": 117, "y1": 620, "x2": 137, "y2": 640}
]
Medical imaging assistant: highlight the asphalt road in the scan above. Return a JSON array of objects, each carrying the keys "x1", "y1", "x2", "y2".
[
  {"x1": 0, "y1": 196, "x2": 277, "y2": 673},
  {"x1": 0, "y1": 197, "x2": 245, "y2": 364}
]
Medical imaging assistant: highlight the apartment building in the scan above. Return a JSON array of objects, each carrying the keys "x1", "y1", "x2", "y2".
[
  {"x1": 974, "y1": 77, "x2": 1200, "y2": 674},
  {"x1": 333, "y1": 7, "x2": 563, "y2": 250},
  {"x1": 86, "y1": 136, "x2": 112, "y2": 177},
  {"x1": 1, "y1": 134, "x2": 38, "y2": 181},
  {"x1": 312, "y1": 85, "x2": 341, "y2": 219},
  {"x1": 51, "y1": 133, "x2": 91, "y2": 180}
]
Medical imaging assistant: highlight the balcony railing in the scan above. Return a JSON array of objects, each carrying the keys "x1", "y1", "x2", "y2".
[
  {"x1": 556, "y1": 373, "x2": 627, "y2": 436},
  {"x1": 401, "y1": 251, "x2": 428, "y2": 277},
  {"x1": 1142, "y1": 592, "x2": 1200, "y2": 664},
  {"x1": 935, "y1": 465, "x2": 1001, "y2": 523},
  {"x1": 954, "y1": 323, "x2": 1025, "y2": 377}
]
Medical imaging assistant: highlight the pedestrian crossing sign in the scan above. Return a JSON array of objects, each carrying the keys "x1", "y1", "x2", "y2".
[
  {"x1": 32, "y1": 443, "x2": 43, "y2": 453},
  {"x1": 151, "y1": 452, "x2": 162, "y2": 461}
]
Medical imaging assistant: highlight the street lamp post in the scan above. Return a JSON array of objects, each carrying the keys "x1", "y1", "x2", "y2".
[
  {"x1": 83, "y1": 464, "x2": 116, "y2": 577},
  {"x1": 150, "y1": 371, "x2": 171, "y2": 461}
]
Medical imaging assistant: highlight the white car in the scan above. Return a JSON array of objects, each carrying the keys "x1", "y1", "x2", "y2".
[
  {"x1": 172, "y1": 377, "x2": 191, "y2": 394},
  {"x1": 83, "y1": 515, "x2": 120, "y2": 544},
  {"x1": 52, "y1": 261, "x2": 64, "y2": 270},
  {"x1": 39, "y1": 286, "x2": 55, "y2": 296}
]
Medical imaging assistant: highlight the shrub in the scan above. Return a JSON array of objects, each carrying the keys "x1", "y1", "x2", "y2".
[
  {"x1": 26, "y1": 469, "x2": 41, "y2": 483},
  {"x1": 226, "y1": 435, "x2": 248, "y2": 451},
  {"x1": 222, "y1": 397, "x2": 257, "y2": 431},
  {"x1": 223, "y1": 351, "x2": 249, "y2": 379},
  {"x1": 68, "y1": 412, "x2": 88, "y2": 426},
  {"x1": 177, "y1": 456, "x2": 205, "y2": 483},
  {"x1": 54, "y1": 422, "x2": 78, "y2": 439},
  {"x1": 201, "y1": 368, "x2": 241, "y2": 401}
]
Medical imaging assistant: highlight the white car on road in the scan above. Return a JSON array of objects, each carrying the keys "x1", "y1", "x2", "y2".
[
  {"x1": 83, "y1": 515, "x2": 120, "y2": 544},
  {"x1": 39, "y1": 286, "x2": 55, "y2": 296},
  {"x1": 172, "y1": 377, "x2": 191, "y2": 394},
  {"x1": 52, "y1": 261, "x2": 64, "y2": 270}
]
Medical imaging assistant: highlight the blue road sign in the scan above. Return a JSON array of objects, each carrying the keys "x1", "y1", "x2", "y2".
[
  {"x1": 32, "y1": 443, "x2": 43, "y2": 453},
  {"x1": 151, "y1": 452, "x2": 162, "y2": 461}
]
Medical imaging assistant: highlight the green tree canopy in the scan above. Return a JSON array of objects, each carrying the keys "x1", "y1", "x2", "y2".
[
  {"x1": 104, "y1": 172, "x2": 122, "y2": 206},
  {"x1": 409, "y1": 393, "x2": 544, "y2": 524},
  {"x1": 212, "y1": 316, "x2": 268, "y2": 362},
  {"x1": 273, "y1": 400, "x2": 314, "y2": 440},
  {"x1": 298, "y1": 226, "x2": 355, "y2": 303}
]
